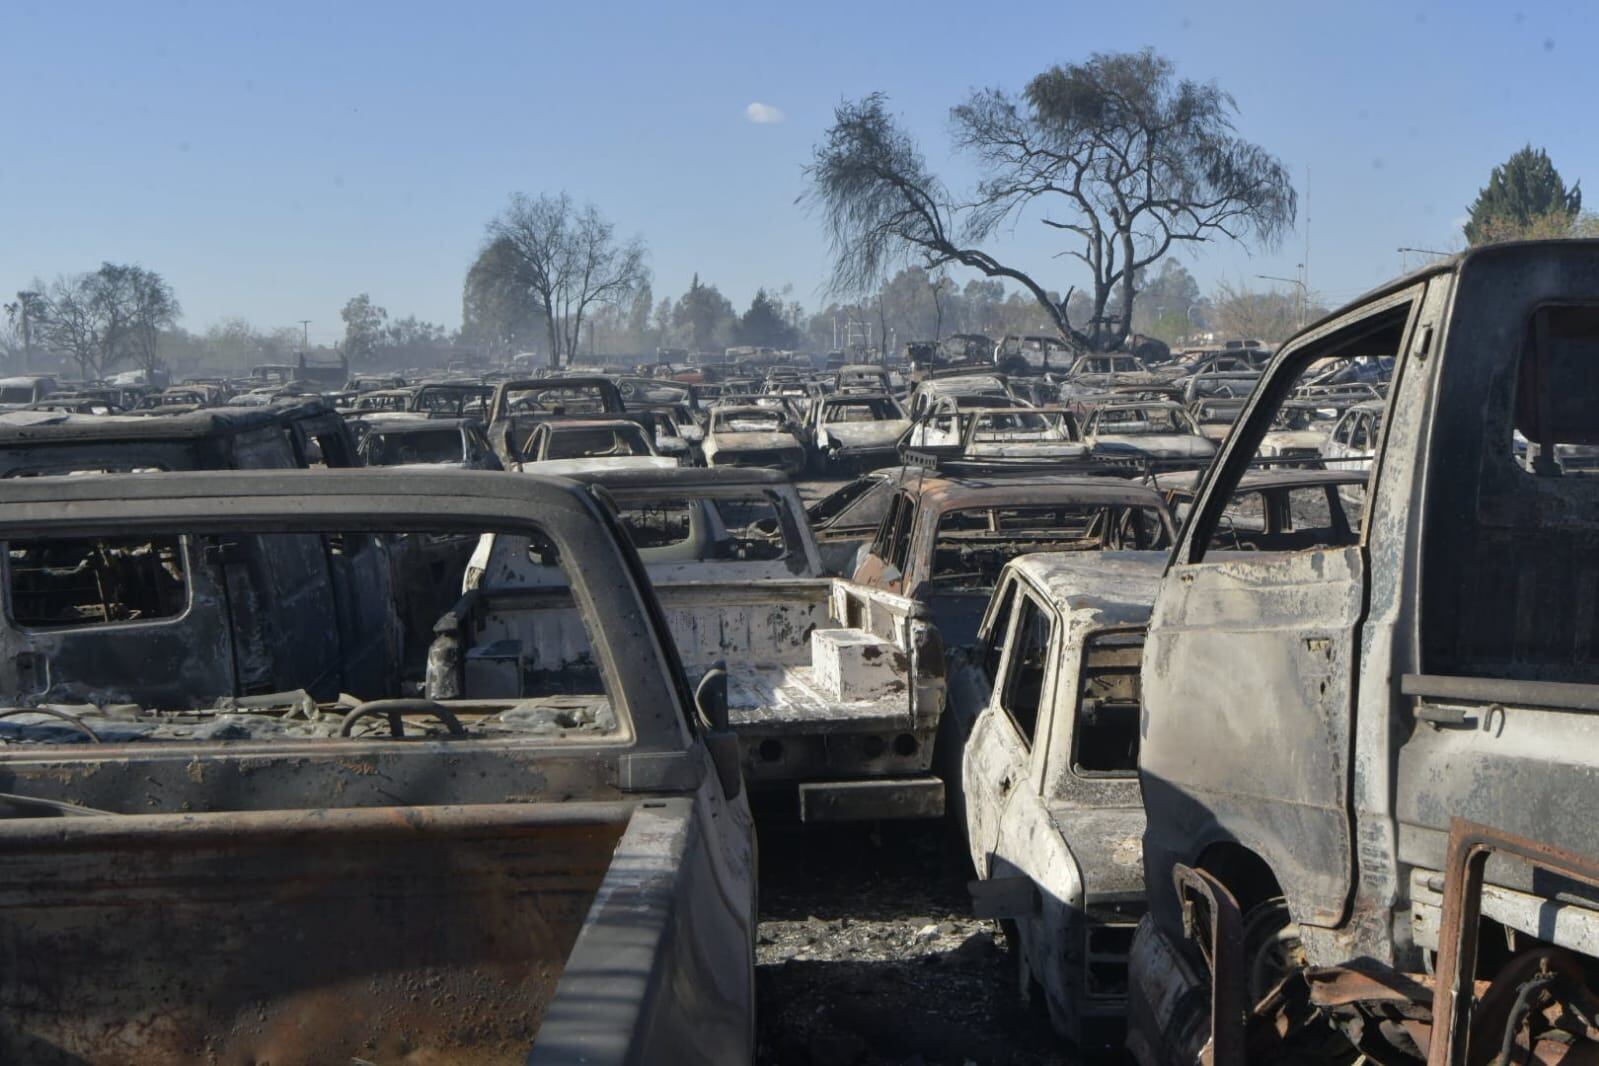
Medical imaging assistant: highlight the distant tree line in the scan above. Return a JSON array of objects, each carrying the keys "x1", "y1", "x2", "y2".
[{"x1": 4, "y1": 263, "x2": 179, "y2": 379}]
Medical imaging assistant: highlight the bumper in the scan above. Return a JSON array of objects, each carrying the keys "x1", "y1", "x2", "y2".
[
  {"x1": 797, "y1": 777, "x2": 945, "y2": 821},
  {"x1": 707, "y1": 451, "x2": 805, "y2": 476}
]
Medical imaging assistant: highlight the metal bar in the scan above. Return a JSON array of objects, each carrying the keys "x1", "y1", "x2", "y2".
[
  {"x1": 1172, "y1": 862, "x2": 1247, "y2": 1066},
  {"x1": 0, "y1": 800, "x2": 641, "y2": 850},
  {"x1": 1402, "y1": 673, "x2": 1599, "y2": 713},
  {"x1": 1427, "y1": 819, "x2": 1599, "y2": 1066}
]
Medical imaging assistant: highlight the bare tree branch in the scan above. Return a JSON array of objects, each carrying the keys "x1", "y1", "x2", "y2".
[
  {"x1": 801, "y1": 93, "x2": 1090, "y2": 349},
  {"x1": 953, "y1": 49, "x2": 1296, "y2": 350},
  {"x1": 480, "y1": 193, "x2": 648, "y2": 367}
]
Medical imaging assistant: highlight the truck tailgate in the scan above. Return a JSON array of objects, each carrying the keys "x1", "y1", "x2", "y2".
[{"x1": 0, "y1": 801, "x2": 639, "y2": 1065}]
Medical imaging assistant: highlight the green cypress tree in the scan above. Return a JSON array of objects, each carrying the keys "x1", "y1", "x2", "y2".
[{"x1": 1464, "y1": 146, "x2": 1582, "y2": 245}]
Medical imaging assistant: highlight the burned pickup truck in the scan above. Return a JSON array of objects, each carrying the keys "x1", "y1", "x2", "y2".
[
  {"x1": 832, "y1": 469, "x2": 1176, "y2": 827},
  {"x1": 1130, "y1": 241, "x2": 1599, "y2": 1065},
  {"x1": 0, "y1": 470, "x2": 755, "y2": 1066},
  {"x1": 485, "y1": 375, "x2": 628, "y2": 466},
  {"x1": 449, "y1": 466, "x2": 946, "y2": 822}
]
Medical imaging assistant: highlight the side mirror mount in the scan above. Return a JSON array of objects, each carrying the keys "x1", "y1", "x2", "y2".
[{"x1": 695, "y1": 663, "x2": 741, "y2": 800}]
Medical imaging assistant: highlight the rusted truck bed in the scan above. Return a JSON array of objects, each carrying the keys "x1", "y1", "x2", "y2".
[{"x1": 0, "y1": 798, "x2": 708, "y2": 1066}]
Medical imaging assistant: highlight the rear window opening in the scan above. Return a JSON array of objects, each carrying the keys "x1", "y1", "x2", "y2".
[
  {"x1": 0, "y1": 525, "x2": 626, "y2": 744},
  {"x1": 8, "y1": 536, "x2": 188, "y2": 627},
  {"x1": 1072, "y1": 633, "x2": 1144, "y2": 776},
  {"x1": 606, "y1": 495, "x2": 792, "y2": 563},
  {"x1": 716, "y1": 411, "x2": 784, "y2": 432},
  {"x1": 616, "y1": 501, "x2": 695, "y2": 549},
  {"x1": 1089, "y1": 406, "x2": 1199, "y2": 435},
  {"x1": 823, "y1": 398, "x2": 901, "y2": 422},
  {"x1": 1517, "y1": 305, "x2": 1599, "y2": 476},
  {"x1": 505, "y1": 385, "x2": 612, "y2": 414},
  {"x1": 931, "y1": 504, "x2": 1170, "y2": 589},
  {"x1": 365, "y1": 429, "x2": 464, "y2": 466},
  {"x1": 544, "y1": 426, "x2": 651, "y2": 460}
]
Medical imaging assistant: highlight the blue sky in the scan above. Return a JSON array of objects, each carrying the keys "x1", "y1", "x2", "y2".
[{"x1": 0, "y1": 0, "x2": 1591, "y2": 344}]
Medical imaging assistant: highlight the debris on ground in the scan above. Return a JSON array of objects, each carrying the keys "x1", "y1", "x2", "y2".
[{"x1": 755, "y1": 820, "x2": 1078, "y2": 1066}]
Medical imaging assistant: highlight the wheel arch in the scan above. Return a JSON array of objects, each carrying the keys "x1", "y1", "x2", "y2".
[{"x1": 1195, "y1": 840, "x2": 1284, "y2": 916}]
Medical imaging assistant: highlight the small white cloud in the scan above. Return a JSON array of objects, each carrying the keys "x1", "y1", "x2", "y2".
[{"x1": 745, "y1": 101, "x2": 786, "y2": 125}]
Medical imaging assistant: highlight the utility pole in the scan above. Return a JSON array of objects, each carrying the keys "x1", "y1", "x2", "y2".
[
  {"x1": 298, "y1": 320, "x2": 311, "y2": 357},
  {"x1": 1302, "y1": 167, "x2": 1311, "y2": 315},
  {"x1": 16, "y1": 292, "x2": 38, "y2": 370}
]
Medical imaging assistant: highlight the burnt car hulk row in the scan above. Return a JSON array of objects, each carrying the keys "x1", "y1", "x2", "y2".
[{"x1": 0, "y1": 242, "x2": 1594, "y2": 1063}]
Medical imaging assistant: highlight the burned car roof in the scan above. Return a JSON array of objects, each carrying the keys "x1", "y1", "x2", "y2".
[
  {"x1": 358, "y1": 415, "x2": 482, "y2": 432},
  {"x1": 1010, "y1": 550, "x2": 1167, "y2": 628},
  {"x1": 557, "y1": 465, "x2": 793, "y2": 490},
  {"x1": 1152, "y1": 467, "x2": 1368, "y2": 493},
  {"x1": 539, "y1": 417, "x2": 644, "y2": 431},
  {"x1": 894, "y1": 471, "x2": 1170, "y2": 512},
  {"x1": 0, "y1": 400, "x2": 337, "y2": 443},
  {"x1": 0, "y1": 467, "x2": 601, "y2": 522}
]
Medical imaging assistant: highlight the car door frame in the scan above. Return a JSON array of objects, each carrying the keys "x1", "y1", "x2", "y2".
[
  {"x1": 964, "y1": 575, "x2": 1058, "y2": 879},
  {"x1": 1141, "y1": 285, "x2": 1423, "y2": 930}
]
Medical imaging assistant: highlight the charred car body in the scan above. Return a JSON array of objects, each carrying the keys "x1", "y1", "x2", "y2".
[
  {"x1": 805, "y1": 392, "x2": 910, "y2": 473},
  {"x1": 1130, "y1": 242, "x2": 1599, "y2": 1065},
  {"x1": 700, "y1": 405, "x2": 807, "y2": 477},
  {"x1": 960, "y1": 552, "x2": 1165, "y2": 1050},
  {"x1": 0, "y1": 470, "x2": 756, "y2": 1066}
]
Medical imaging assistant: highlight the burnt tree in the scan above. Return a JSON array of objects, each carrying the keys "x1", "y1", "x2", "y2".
[
  {"x1": 954, "y1": 49, "x2": 1296, "y2": 351},
  {"x1": 803, "y1": 94, "x2": 1089, "y2": 348}
]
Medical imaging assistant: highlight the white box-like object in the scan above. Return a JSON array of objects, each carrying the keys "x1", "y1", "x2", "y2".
[
  {"x1": 466, "y1": 639, "x2": 524, "y2": 699},
  {"x1": 810, "y1": 628, "x2": 906, "y2": 702}
]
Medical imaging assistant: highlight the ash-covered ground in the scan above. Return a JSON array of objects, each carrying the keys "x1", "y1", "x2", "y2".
[{"x1": 753, "y1": 820, "x2": 1078, "y2": 1066}]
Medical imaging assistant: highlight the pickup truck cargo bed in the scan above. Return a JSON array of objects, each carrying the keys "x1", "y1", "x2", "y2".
[
  {"x1": 0, "y1": 799, "x2": 688, "y2": 1066},
  {"x1": 727, "y1": 662, "x2": 911, "y2": 733}
]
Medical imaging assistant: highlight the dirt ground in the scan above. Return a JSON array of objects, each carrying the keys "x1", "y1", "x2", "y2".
[{"x1": 753, "y1": 819, "x2": 1080, "y2": 1066}]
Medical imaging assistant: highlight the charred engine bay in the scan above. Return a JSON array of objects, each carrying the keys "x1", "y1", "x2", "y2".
[{"x1": 754, "y1": 820, "x2": 1077, "y2": 1066}]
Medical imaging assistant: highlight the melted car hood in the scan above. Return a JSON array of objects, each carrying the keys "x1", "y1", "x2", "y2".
[
  {"x1": 517, "y1": 456, "x2": 678, "y2": 475},
  {"x1": 1089, "y1": 433, "x2": 1216, "y2": 459},
  {"x1": 824, "y1": 420, "x2": 910, "y2": 448},
  {"x1": 707, "y1": 431, "x2": 800, "y2": 451},
  {"x1": 965, "y1": 439, "x2": 1090, "y2": 459}
]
